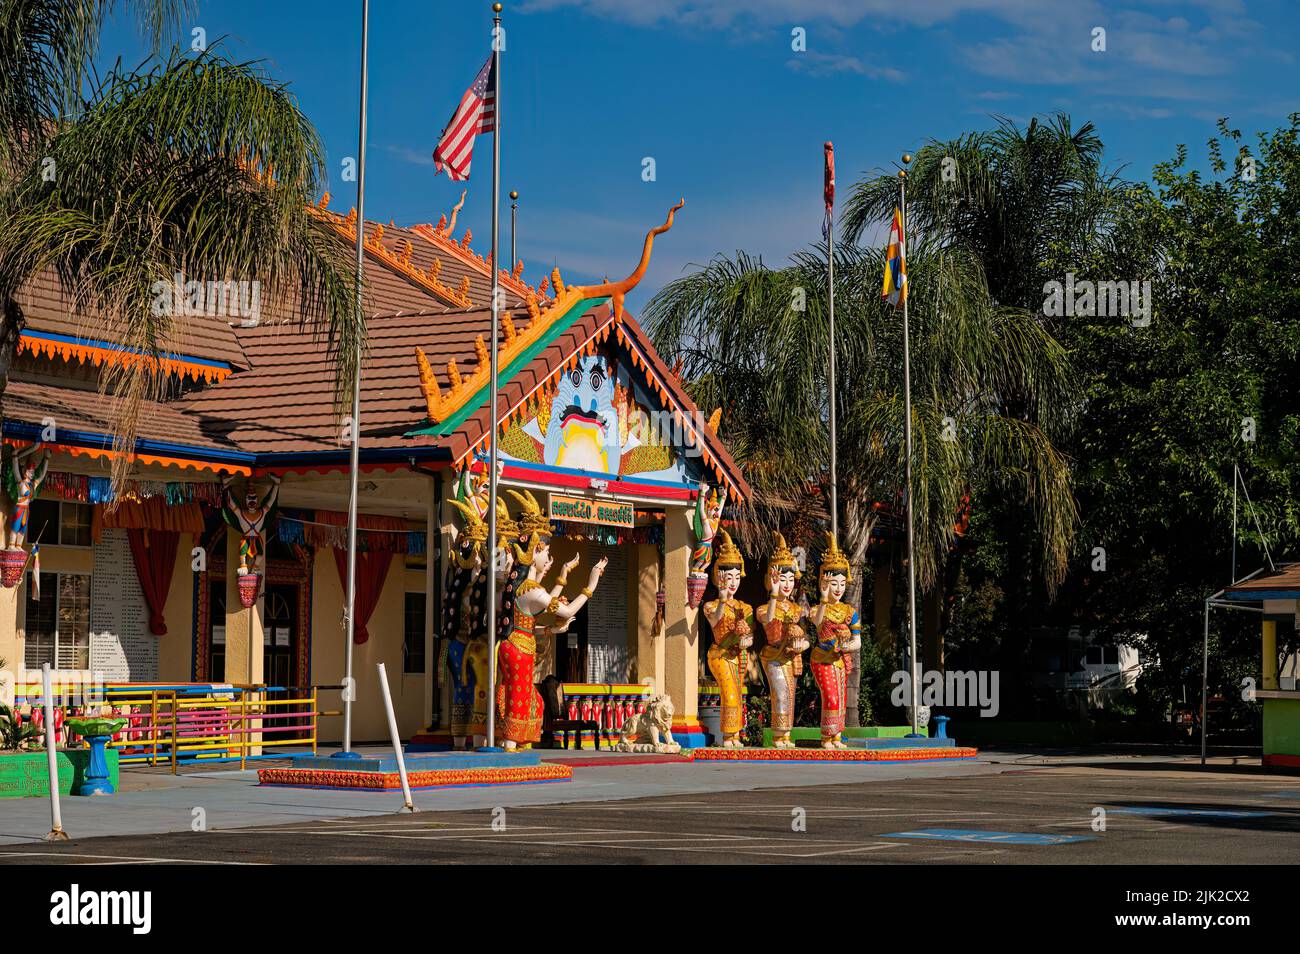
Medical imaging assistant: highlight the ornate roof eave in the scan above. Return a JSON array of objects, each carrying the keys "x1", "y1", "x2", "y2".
[
  {"x1": 575, "y1": 199, "x2": 684, "y2": 322},
  {"x1": 306, "y1": 194, "x2": 473, "y2": 309}
]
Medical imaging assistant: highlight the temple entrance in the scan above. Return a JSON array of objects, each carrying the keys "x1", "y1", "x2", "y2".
[{"x1": 264, "y1": 583, "x2": 299, "y2": 688}]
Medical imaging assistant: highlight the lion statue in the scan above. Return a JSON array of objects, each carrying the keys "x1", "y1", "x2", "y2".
[{"x1": 616, "y1": 692, "x2": 680, "y2": 754}]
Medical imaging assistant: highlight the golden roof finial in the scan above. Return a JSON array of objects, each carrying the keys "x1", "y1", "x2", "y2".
[
  {"x1": 502, "y1": 313, "x2": 517, "y2": 344},
  {"x1": 525, "y1": 290, "x2": 540, "y2": 325},
  {"x1": 319, "y1": 192, "x2": 331, "y2": 210},
  {"x1": 415, "y1": 347, "x2": 443, "y2": 420},
  {"x1": 577, "y1": 199, "x2": 684, "y2": 321},
  {"x1": 435, "y1": 213, "x2": 447, "y2": 232},
  {"x1": 447, "y1": 358, "x2": 462, "y2": 392},
  {"x1": 460, "y1": 228, "x2": 473, "y2": 249},
  {"x1": 707, "y1": 407, "x2": 721, "y2": 434},
  {"x1": 447, "y1": 189, "x2": 467, "y2": 234},
  {"x1": 551, "y1": 267, "x2": 565, "y2": 295},
  {"x1": 474, "y1": 334, "x2": 489, "y2": 373},
  {"x1": 458, "y1": 275, "x2": 471, "y2": 300},
  {"x1": 430, "y1": 258, "x2": 442, "y2": 280},
  {"x1": 513, "y1": 260, "x2": 525, "y2": 279}
]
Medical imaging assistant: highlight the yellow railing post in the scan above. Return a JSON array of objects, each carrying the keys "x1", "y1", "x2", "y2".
[
  {"x1": 240, "y1": 689, "x2": 248, "y2": 771},
  {"x1": 171, "y1": 691, "x2": 179, "y2": 775},
  {"x1": 149, "y1": 691, "x2": 158, "y2": 768},
  {"x1": 312, "y1": 686, "x2": 319, "y2": 757}
]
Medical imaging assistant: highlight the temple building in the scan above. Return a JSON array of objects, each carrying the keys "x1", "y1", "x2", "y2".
[{"x1": 0, "y1": 194, "x2": 749, "y2": 747}]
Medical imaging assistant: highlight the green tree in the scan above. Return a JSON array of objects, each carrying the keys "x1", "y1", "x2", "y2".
[
  {"x1": 645, "y1": 239, "x2": 1077, "y2": 722},
  {"x1": 0, "y1": 1, "x2": 360, "y2": 487},
  {"x1": 1044, "y1": 116, "x2": 1300, "y2": 723}
]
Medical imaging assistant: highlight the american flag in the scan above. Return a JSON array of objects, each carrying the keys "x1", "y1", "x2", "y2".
[{"x1": 433, "y1": 54, "x2": 496, "y2": 181}]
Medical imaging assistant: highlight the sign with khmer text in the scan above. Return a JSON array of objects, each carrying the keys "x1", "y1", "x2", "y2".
[{"x1": 548, "y1": 493, "x2": 634, "y2": 528}]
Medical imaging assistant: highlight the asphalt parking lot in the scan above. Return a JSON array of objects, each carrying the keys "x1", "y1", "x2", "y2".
[{"x1": 4, "y1": 760, "x2": 1298, "y2": 864}]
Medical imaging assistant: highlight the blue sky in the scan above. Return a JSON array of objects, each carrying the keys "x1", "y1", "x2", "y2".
[{"x1": 100, "y1": 0, "x2": 1298, "y2": 309}]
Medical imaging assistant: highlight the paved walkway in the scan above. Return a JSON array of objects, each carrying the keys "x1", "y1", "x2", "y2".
[{"x1": 0, "y1": 747, "x2": 1267, "y2": 847}]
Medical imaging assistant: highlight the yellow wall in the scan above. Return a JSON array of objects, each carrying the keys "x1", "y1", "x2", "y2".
[
  {"x1": 157, "y1": 533, "x2": 196, "y2": 680},
  {"x1": 309, "y1": 549, "x2": 428, "y2": 744}
]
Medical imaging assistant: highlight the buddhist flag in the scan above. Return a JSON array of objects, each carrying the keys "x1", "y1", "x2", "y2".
[{"x1": 882, "y1": 207, "x2": 907, "y2": 308}]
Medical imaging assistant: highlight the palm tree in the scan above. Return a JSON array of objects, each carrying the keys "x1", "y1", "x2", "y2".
[
  {"x1": 0, "y1": 1, "x2": 360, "y2": 486},
  {"x1": 646, "y1": 238, "x2": 1077, "y2": 722},
  {"x1": 841, "y1": 113, "x2": 1120, "y2": 312}
]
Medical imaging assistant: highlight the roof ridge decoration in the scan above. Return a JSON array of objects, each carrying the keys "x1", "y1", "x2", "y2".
[
  {"x1": 414, "y1": 277, "x2": 589, "y2": 424},
  {"x1": 576, "y1": 199, "x2": 684, "y2": 321},
  {"x1": 409, "y1": 194, "x2": 543, "y2": 304},
  {"x1": 307, "y1": 193, "x2": 473, "y2": 309},
  {"x1": 17, "y1": 331, "x2": 232, "y2": 384}
]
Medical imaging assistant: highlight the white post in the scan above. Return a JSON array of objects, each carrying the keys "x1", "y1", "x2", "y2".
[
  {"x1": 900, "y1": 168, "x2": 921, "y2": 737},
  {"x1": 340, "y1": 0, "x2": 371, "y2": 758},
  {"x1": 485, "y1": 1, "x2": 504, "y2": 749},
  {"x1": 377, "y1": 663, "x2": 416, "y2": 812},
  {"x1": 41, "y1": 663, "x2": 69, "y2": 841}
]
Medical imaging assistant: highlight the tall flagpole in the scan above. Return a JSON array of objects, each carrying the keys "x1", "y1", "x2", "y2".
[
  {"x1": 826, "y1": 147, "x2": 837, "y2": 540},
  {"x1": 339, "y1": 0, "x2": 370, "y2": 758},
  {"x1": 899, "y1": 156, "x2": 920, "y2": 737},
  {"x1": 484, "y1": 1, "x2": 504, "y2": 750}
]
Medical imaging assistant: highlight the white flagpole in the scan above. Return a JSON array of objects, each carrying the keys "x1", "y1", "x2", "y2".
[
  {"x1": 339, "y1": 0, "x2": 370, "y2": 757},
  {"x1": 899, "y1": 157, "x2": 920, "y2": 737},
  {"x1": 484, "y1": 1, "x2": 504, "y2": 749}
]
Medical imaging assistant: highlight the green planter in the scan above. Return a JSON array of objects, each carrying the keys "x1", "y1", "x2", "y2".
[{"x1": 0, "y1": 748, "x2": 120, "y2": 798}]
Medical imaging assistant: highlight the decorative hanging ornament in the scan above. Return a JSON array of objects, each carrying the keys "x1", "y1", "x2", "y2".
[{"x1": 237, "y1": 570, "x2": 262, "y2": 609}]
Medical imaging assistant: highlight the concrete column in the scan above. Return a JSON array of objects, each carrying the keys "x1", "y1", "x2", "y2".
[
  {"x1": 634, "y1": 543, "x2": 664, "y2": 690},
  {"x1": 423, "y1": 473, "x2": 437, "y2": 730},
  {"x1": 662, "y1": 505, "x2": 702, "y2": 739},
  {"x1": 223, "y1": 528, "x2": 265, "y2": 755},
  {"x1": 1263, "y1": 619, "x2": 1279, "y2": 691}
]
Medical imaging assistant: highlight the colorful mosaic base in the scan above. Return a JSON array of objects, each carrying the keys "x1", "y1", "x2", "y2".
[
  {"x1": 689, "y1": 746, "x2": 977, "y2": 762},
  {"x1": 257, "y1": 763, "x2": 572, "y2": 790}
]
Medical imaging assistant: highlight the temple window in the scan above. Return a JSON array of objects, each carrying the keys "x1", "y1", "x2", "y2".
[{"x1": 23, "y1": 572, "x2": 91, "y2": 670}]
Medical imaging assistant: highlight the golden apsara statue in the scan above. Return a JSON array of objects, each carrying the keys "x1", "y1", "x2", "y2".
[
  {"x1": 703, "y1": 531, "x2": 753, "y2": 747},
  {"x1": 755, "y1": 533, "x2": 809, "y2": 748},
  {"x1": 809, "y1": 532, "x2": 862, "y2": 749}
]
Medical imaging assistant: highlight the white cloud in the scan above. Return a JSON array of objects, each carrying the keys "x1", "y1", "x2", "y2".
[{"x1": 785, "y1": 52, "x2": 905, "y2": 81}]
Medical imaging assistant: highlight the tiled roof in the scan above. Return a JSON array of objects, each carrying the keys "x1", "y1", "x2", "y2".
[
  {"x1": 1225, "y1": 564, "x2": 1300, "y2": 598},
  {"x1": 4, "y1": 378, "x2": 244, "y2": 454},
  {"x1": 178, "y1": 299, "x2": 610, "y2": 458},
  {"x1": 14, "y1": 267, "x2": 249, "y2": 369}
]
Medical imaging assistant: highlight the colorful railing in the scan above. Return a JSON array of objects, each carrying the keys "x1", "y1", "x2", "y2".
[{"x1": 11, "y1": 680, "x2": 329, "y2": 771}]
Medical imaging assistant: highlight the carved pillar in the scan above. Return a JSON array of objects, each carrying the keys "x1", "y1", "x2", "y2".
[{"x1": 663, "y1": 505, "x2": 703, "y2": 743}]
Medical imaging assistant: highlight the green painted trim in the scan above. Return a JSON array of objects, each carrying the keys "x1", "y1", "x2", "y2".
[
  {"x1": 406, "y1": 296, "x2": 609, "y2": 439},
  {"x1": 0, "y1": 748, "x2": 120, "y2": 798}
]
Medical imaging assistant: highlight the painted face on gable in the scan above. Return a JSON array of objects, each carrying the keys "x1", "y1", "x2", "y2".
[
  {"x1": 777, "y1": 567, "x2": 797, "y2": 598},
  {"x1": 716, "y1": 566, "x2": 742, "y2": 597},
  {"x1": 822, "y1": 571, "x2": 847, "y2": 602}
]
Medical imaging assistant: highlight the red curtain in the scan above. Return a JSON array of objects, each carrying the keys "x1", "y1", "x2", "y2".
[
  {"x1": 333, "y1": 549, "x2": 393, "y2": 644},
  {"x1": 127, "y1": 528, "x2": 180, "y2": 636}
]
